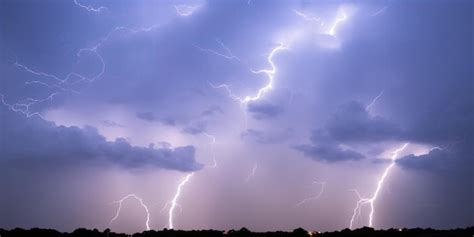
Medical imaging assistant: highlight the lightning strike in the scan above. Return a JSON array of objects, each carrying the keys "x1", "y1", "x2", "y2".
[
  {"x1": 0, "y1": 93, "x2": 59, "y2": 119},
  {"x1": 349, "y1": 143, "x2": 409, "y2": 229},
  {"x1": 73, "y1": 0, "x2": 107, "y2": 13},
  {"x1": 327, "y1": 8, "x2": 347, "y2": 36},
  {"x1": 110, "y1": 194, "x2": 151, "y2": 231},
  {"x1": 371, "y1": 6, "x2": 388, "y2": 17},
  {"x1": 4, "y1": 24, "x2": 160, "y2": 119},
  {"x1": 430, "y1": 146, "x2": 442, "y2": 152},
  {"x1": 211, "y1": 6, "x2": 348, "y2": 105},
  {"x1": 245, "y1": 163, "x2": 258, "y2": 182},
  {"x1": 168, "y1": 173, "x2": 194, "y2": 229},
  {"x1": 174, "y1": 4, "x2": 200, "y2": 17},
  {"x1": 203, "y1": 132, "x2": 218, "y2": 168},
  {"x1": 293, "y1": 9, "x2": 323, "y2": 25},
  {"x1": 296, "y1": 181, "x2": 326, "y2": 206},
  {"x1": 365, "y1": 90, "x2": 384, "y2": 111},
  {"x1": 194, "y1": 39, "x2": 240, "y2": 61},
  {"x1": 211, "y1": 44, "x2": 288, "y2": 104}
]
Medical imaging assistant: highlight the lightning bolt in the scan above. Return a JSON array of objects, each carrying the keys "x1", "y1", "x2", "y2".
[
  {"x1": 371, "y1": 6, "x2": 388, "y2": 17},
  {"x1": 168, "y1": 173, "x2": 194, "y2": 229},
  {"x1": 210, "y1": 7, "x2": 349, "y2": 105},
  {"x1": 203, "y1": 132, "x2": 218, "y2": 168},
  {"x1": 327, "y1": 8, "x2": 347, "y2": 37},
  {"x1": 164, "y1": 133, "x2": 217, "y2": 229},
  {"x1": 210, "y1": 43, "x2": 288, "y2": 104},
  {"x1": 0, "y1": 93, "x2": 59, "y2": 119},
  {"x1": 245, "y1": 163, "x2": 258, "y2": 182},
  {"x1": 430, "y1": 146, "x2": 442, "y2": 151},
  {"x1": 73, "y1": 0, "x2": 107, "y2": 13},
  {"x1": 296, "y1": 181, "x2": 326, "y2": 206},
  {"x1": 109, "y1": 194, "x2": 151, "y2": 231},
  {"x1": 194, "y1": 39, "x2": 240, "y2": 61},
  {"x1": 174, "y1": 4, "x2": 200, "y2": 17},
  {"x1": 365, "y1": 90, "x2": 384, "y2": 111},
  {"x1": 4, "y1": 24, "x2": 160, "y2": 120},
  {"x1": 349, "y1": 143, "x2": 409, "y2": 229},
  {"x1": 293, "y1": 9, "x2": 323, "y2": 26}
]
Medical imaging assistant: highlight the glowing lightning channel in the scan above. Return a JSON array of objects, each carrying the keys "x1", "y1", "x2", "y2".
[
  {"x1": 174, "y1": 4, "x2": 200, "y2": 17},
  {"x1": 210, "y1": 7, "x2": 347, "y2": 105},
  {"x1": 110, "y1": 194, "x2": 151, "y2": 231},
  {"x1": 203, "y1": 132, "x2": 218, "y2": 168},
  {"x1": 293, "y1": 9, "x2": 323, "y2": 26},
  {"x1": 349, "y1": 143, "x2": 409, "y2": 229},
  {"x1": 4, "y1": 24, "x2": 160, "y2": 119},
  {"x1": 194, "y1": 39, "x2": 240, "y2": 61},
  {"x1": 327, "y1": 8, "x2": 347, "y2": 36},
  {"x1": 430, "y1": 146, "x2": 442, "y2": 152},
  {"x1": 245, "y1": 163, "x2": 258, "y2": 182},
  {"x1": 211, "y1": 44, "x2": 288, "y2": 104},
  {"x1": 296, "y1": 181, "x2": 326, "y2": 206},
  {"x1": 73, "y1": 0, "x2": 107, "y2": 13},
  {"x1": 0, "y1": 93, "x2": 59, "y2": 119},
  {"x1": 371, "y1": 6, "x2": 388, "y2": 17},
  {"x1": 168, "y1": 173, "x2": 194, "y2": 229},
  {"x1": 165, "y1": 133, "x2": 216, "y2": 228},
  {"x1": 365, "y1": 90, "x2": 384, "y2": 111}
]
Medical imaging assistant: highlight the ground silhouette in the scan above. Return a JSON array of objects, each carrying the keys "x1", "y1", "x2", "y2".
[{"x1": 0, "y1": 226, "x2": 473, "y2": 237}]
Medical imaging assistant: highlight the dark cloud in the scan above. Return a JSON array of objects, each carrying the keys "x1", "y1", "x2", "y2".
[
  {"x1": 136, "y1": 112, "x2": 158, "y2": 122},
  {"x1": 0, "y1": 109, "x2": 202, "y2": 172},
  {"x1": 182, "y1": 120, "x2": 208, "y2": 135},
  {"x1": 294, "y1": 101, "x2": 399, "y2": 162},
  {"x1": 294, "y1": 143, "x2": 365, "y2": 163},
  {"x1": 100, "y1": 120, "x2": 124, "y2": 128},
  {"x1": 136, "y1": 112, "x2": 176, "y2": 126},
  {"x1": 241, "y1": 128, "x2": 292, "y2": 144},
  {"x1": 397, "y1": 142, "x2": 472, "y2": 174},
  {"x1": 201, "y1": 105, "x2": 223, "y2": 116},
  {"x1": 311, "y1": 101, "x2": 401, "y2": 143},
  {"x1": 247, "y1": 101, "x2": 283, "y2": 120}
]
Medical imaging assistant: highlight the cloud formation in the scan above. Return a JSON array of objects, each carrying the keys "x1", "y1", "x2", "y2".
[
  {"x1": 294, "y1": 143, "x2": 364, "y2": 163},
  {"x1": 0, "y1": 108, "x2": 202, "y2": 172}
]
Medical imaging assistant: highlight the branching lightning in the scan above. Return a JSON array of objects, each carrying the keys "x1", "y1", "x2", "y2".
[
  {"x1": 209, "y1": 7, "x2": 349, "y2": 106},
  {"x1": 349, "y1": 143, "x2": 409, "y2": 229},
  {"x1": 165, "y1": 133, "x2": 218, "y2": 229},
  {"x1": 327, "y1": 8, "x2": 348, "y2": 37},
  {"x1": 366, "y1": 90, "x2": 384, "y2": 111},
  {"x1": 245, "y1": 163, "x2": 258, "y2": 182},
  {"x1": 296, "y1": 181, "x2": 326, "y2": 207},
  {"x1": 210, "y1": 43, "x2": 288, "y2": 104},
  {"x1": 168, "y1": 173, "x2": 194, "y2": 229},
  {"x1": 371, "y1": 6, "x2": 388, "y2": 17},
  {"x1": 430, "y1": 146, "x2": 442, "y2": 152},
  {"x1": 194, "y1": 39, "x2": 241, "y2": 61},
  {"x1": 174, "y1": 4, "x2": 200, "y2": 17},
  {"x1": 73, "y1": 0, "x2": 107, "y2": 13},
  {"x1": 293, "y1": 9, "x2": 323, "y2": 26},
  {"x1": 203, "y1": 132, "x2": 218, "y2": 168},
  {"x1": 293, "y1": 7, "x2": 350, "y2": 38},
  {"x1": 0, "y1": 93, "x2": 58, "y2": 119},
  {"x1": 3, "y1": 24, "x2": 160, "y2": 119},
  {"x1": 110, "y1": 194, "x2": 151, "y2": 231}
]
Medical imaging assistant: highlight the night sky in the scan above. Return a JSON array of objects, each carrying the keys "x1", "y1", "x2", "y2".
[{"x1": 0, "y1": 0, "x2": 472, "y2": 233}]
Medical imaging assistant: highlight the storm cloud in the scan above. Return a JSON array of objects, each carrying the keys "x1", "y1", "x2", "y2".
[{"x1": 0, "y1": 108, "x2": 202, "y2": 171}]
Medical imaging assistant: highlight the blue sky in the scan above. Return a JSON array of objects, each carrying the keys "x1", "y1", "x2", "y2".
[{"x1": 0, "y1": 0, "x2": 472, "y2": 233}]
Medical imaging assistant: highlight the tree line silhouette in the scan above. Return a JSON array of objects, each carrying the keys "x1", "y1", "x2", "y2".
[{"x1": 0, "y1": 226, "x2": 472, "y2": 237}]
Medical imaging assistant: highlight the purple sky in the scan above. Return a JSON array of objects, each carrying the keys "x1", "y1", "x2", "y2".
[{"x1": 0, "y1": 0, "x2": 472, "y2": 233}]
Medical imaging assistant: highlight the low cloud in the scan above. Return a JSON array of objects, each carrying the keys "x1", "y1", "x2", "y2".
[{"x1": 1, "y1": 109, "x2": 202, "y2": 172}]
